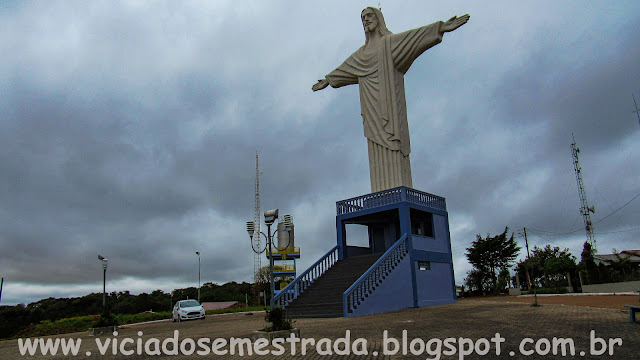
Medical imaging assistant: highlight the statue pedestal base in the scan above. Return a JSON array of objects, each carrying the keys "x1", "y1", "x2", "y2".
[{"x1": 336, "y1": 186, "x2": 456, "y2": 311}]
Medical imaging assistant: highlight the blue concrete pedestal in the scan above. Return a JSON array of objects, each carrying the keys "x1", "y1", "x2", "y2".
[{"x1": 336, "y1": 186, "x2": 456, "y2": 313}]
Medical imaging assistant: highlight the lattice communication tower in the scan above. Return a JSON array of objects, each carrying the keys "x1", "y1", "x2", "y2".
[
  {"x1": 252, "y1": 152, "x2": 262, "y2": 282},
  {"x1": 571, "y1": 136, "x2": 596, "y2": 249}
]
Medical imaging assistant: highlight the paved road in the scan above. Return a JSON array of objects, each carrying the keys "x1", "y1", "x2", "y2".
[{"x1": 1, "y1": 300, "x2": 637, "y2": 359}]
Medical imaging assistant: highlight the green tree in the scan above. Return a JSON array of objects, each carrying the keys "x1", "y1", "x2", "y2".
[
  {"x1": 516, "y1": 245, "x2": 576, "y2": 289},
  {"x1": 606, "y1": 249, "x2": 639, "y2": 282},
  {"x1": 465, "y1": 227, "x2": 520, "y2": 294},
  {"x1": 464, "y1": 269, "x2": 490, "y2": 294},
  {"x1": 252, "y1": 266, "x2": 271, "y2": 306},
  {"x1": 578, "y1": 241, "x2": 597, "y2": 284}
]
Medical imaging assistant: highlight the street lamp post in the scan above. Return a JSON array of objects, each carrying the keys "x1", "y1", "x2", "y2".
[
  {"x1": 246, "y1": 209, "x2": 282, "y2": 311},
  {"x1": 195, "y1": 251, "x2": 201, "y2": 303},
  {"x1": 97, "y1": 255, "x2": 108, "y2": 311},
  {"x1": 266, "y1": 221, "x2": 275, "y2": 311}
]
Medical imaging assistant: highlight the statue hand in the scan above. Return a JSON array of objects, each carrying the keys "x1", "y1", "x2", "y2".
[
  {"x1": 441, "y1": 14, "x2": 470, "y2": 33},
  {"x1": 312, "y1": 78, "x2": 330, "y2": 92}
]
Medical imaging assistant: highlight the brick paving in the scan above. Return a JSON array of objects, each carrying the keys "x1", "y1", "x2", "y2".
[
  {"x1": 1, "y1": 299, "x2": 638, "y2": 359},
  {"x1": 465, "y1": 294, "x2": 638, "y2": 310}
]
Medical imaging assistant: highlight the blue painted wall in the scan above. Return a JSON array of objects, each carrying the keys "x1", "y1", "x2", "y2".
[
  {"x1": 412, "y1": 235, "x2": 447, "y2": 253},
  {"x1": 414, "y1": 261, "x2": 456, "y2": 306},
  {"x1": 348, "y1": 255, "x2": 414, "y2": 317},
  {"x1": 334, "y1": 187, "x2": 456, "y2": 316},
  {"x1": 411, "y1": 215, "x2": 449, "y2": 252}
]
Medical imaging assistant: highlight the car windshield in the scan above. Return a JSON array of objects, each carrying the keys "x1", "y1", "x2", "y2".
[{"x1": 180, "y1": 300, "x2": 200, "y2": 307}]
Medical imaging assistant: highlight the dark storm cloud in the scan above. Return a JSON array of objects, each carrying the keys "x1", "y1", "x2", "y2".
[
  {"x1": 496, "y1": 22, "x2": 640, "y2": 152},
  {"x1": 1, "y1": 1, "x2": 639, "y2": 304},
  {"x1": 0, "y1": 0, "x2": 366, "y2": 293}
]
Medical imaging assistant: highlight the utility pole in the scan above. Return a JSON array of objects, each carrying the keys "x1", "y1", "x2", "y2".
[
  {"x1": 571, "y1": 135, "x2": 596, "y2": 249},
  {"x1": 523, "y1": 228, "x2": 539, "y2": 306},
  {"x1": 522, "y1": 228, "x2": 532, "y2": 290},
  {"x1": 524, "y1": 228, "x2": 530, "y2": 258},
  {"x1": 0, "y1": 278, "x2": 3, "y2": 305}
]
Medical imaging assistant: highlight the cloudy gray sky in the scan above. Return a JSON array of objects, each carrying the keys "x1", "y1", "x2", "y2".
[{"x1": 1, "y1": 1, "x2": 639, "y2": 305}]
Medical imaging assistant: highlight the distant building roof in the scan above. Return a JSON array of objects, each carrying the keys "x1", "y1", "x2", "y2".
[
  {"x1": 201, "y1": 301, "x2": 240, "y2": 311},
  {"x1": 622, "y1": 250, "x2": 640, "y2": 257},
  {"x1": 594, "y1": 250, "x2": 640, "y2": 265}
]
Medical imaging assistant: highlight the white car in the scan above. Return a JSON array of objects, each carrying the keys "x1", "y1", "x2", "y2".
[{"x1": 172, "y1": 299, "x2": 206, "y2": 322}]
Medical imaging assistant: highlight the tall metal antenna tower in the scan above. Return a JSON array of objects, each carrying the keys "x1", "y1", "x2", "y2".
[
  {"x1": 571, "y1": 135, "x2": 596, "y2": 249},
  {"x1": 252, "y1": 152, "x2": 262, "y2": 282}
]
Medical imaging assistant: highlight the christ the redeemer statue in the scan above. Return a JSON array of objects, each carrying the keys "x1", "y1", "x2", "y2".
[{"x1": 313, "y1": 7, "x2": 469, "y2": 193}]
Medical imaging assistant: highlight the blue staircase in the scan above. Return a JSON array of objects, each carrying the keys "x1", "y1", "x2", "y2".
[
  {"x1": 273, "y1": 235, "x2": 411, "y2": 318},
  {"x1": 273, "y1": 186, "x2": 456, "y2": 318}
]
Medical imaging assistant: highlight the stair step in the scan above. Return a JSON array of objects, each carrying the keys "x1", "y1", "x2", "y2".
[{"x1": 283, "y1": 253, "x2": 384, "y2": 318}]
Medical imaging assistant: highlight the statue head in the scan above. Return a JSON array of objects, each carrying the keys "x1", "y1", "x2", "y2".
[{"x1": 361, "y1": 7, "x2": 392, "y2": 43}]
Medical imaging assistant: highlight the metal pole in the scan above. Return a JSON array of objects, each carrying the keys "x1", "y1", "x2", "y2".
[
  {"x1": 267, "y1": 223, "x2": 275, "y2": 311},
  {"x1": 102, "y1": 268, "x2": 106, "y2": 310},
  {"x1": 0, "y1": 278, "x2": 4, "y2": 305},
  {"x1": 196, "y1": 252, "x2": 201, "y2": 303}
]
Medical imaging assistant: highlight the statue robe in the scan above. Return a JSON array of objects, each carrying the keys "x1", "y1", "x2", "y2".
[{"x1": 325, "y1": 21, "x2": 443, "y2": 192}]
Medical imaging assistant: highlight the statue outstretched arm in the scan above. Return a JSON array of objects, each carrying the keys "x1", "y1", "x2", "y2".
[
  {"x1": 312, "y1": 78, "x2": 330, "y2": 91},
  {"x1": 441, "y1": 14, "x2": 470, "y2": 33}
]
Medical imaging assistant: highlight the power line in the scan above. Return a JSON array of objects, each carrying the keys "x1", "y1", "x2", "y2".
[
  {"x1": 526, "y1": 227, "x2": 583, "y2": 236},
  {"x1": 526, "y1": 190, "x2": 640, "y2": 236},
  {"x1": 592, "y1": 192, "x2": 640, "y2": 226},
  {"x1": 594, "y1": 226, "x2": 640, "y2": 235},
  {"x1": 588, "y1": 179, "x2": 616, "y2": 214},
  {"x1": 526, "y1": 231, "x2": 580, "y2": 254}
]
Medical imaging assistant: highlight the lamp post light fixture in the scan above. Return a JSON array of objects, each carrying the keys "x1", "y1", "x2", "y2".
[
  {"x1": 97, "y1": 255, "x2": 108, "y2": 310},
  {"x1": 195, "y1": 251, "x2": 201, "y2": 303},
  {"x1": 246, "y1": 209, "x2": 282, "y2": 311}
]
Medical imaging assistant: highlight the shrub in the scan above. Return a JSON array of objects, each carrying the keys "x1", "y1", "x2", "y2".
[
  {"x1": 92, "y1": 311, "x2": 118, "y2": 328},
  {"x1": 264, "y1": 307, "x2": 293, "y2": 332}
]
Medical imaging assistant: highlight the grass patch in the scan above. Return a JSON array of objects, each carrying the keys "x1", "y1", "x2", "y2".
[
  {"x1": 205, "y1": 306, "x2": 267, "y2": 315},
  {"x1": 116, "y1": 312, "x2": 171, "y2": 324},
  {"x1": 13, "y1": 306, "x2": 268, "y2": 338},
  {"x1": 13, "y1": 307, "x2": 268, "y2": 338},
  {"x1": 14, "y1": 312, "x2": 170, "y2": 339},
  {"x1": 15, "y1": 315, "x2": 100, "y2": 338}
]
